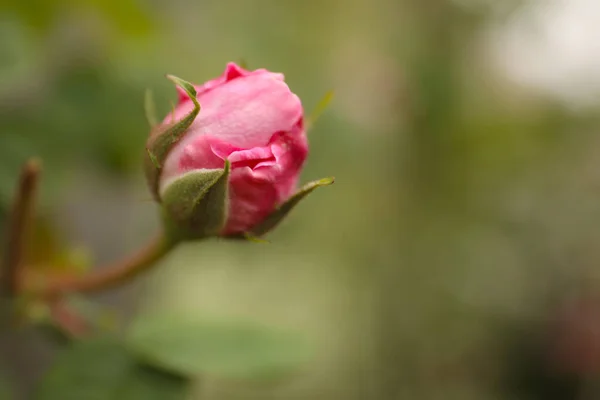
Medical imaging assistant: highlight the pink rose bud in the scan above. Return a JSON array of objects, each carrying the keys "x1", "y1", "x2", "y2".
[{"x1": 144, "y1": 63, "x2": 333, "y2": 241}]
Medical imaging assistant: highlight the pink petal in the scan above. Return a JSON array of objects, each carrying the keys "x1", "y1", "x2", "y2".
[
  {"x1": 222, "y1": 167, "x2": 279, "y2": 235},
  {"x1": 221, "y1": 123, "x2": 308, "y2": 235},
  {"x1": 176, "y1": 63, "x2": 281, "y2": 104},
  {"x1": 167, "y1": 76, "x2": 302, "y2": 151}
]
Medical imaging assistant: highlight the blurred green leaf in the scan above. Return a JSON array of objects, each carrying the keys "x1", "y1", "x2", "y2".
[
  {"x1": 1, "y1": 0, "x2": 153, "y2": 35},
  {"x1": 86, "y1": 0, "x2": 154, "y2": 36},
  {"x1": 0, "y1": 372, "x2": 13, "y2": 400},
  {"x1": 36, "y1": 337, "x2": 130, "y2": 400},
  {"x1": 35, "y1": 336, "x2": 189, "y2": 400},
  {"x1": 0, "y1": 0, "x2": 57, "y2": 32},
  {"x1": 127, "y1": 314, "x2": 312, "y2": 378},
  {"x1": 118, "y1": 365, "x2": 188, "y2": 400}
]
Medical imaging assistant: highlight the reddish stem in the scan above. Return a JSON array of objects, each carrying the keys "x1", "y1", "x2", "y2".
[
  {"x1": 23, "y1": 235, "x2": 172, "y2": 298},
  {"x1": 2, "y1": 159, "x2": 41, "y2": 296}
]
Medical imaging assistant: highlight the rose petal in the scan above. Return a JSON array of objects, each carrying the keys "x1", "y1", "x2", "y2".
[
  {"x1": 176, "y1": 63, "x2": 282, "y2": 104},
  {"x1": 159, "y1": 135, "x2": 224, "y2": 192},
  {"x1": 222, "y1": 167, "x2": 279, "y2": 235},
  {"x1": 168, "y1": 74, "x2": 302, "y2": 150}
]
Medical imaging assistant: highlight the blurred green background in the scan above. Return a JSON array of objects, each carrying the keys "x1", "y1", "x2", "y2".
[{"x1": 3, "y1": 0, "x2": 600, "y2": 399}]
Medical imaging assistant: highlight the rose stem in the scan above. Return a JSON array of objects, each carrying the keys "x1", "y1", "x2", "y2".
[
  {"x1": 29, "y1": 234, "x2": 173, "y2": 297},
  {"x1": 1, "y1": 158, "x2": 41, "y2": 296}
]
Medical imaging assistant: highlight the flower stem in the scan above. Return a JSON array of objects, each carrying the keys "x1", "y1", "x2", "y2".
[
  {"x1": 0, "y1": 160, "x2": 89, "y2": 340},
  {"x1": 1, "y1": 159, "x2": 41, "y2": 296},
  {"x1": 28, "y1": 234, "x2": 174, "y2": 298}
]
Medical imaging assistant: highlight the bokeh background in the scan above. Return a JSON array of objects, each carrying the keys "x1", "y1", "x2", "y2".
[{"x1": 2, "y1": 0, "x2": 600, "y2": 398}]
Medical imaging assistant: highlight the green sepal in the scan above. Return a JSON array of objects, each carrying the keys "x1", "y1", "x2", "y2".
[
  {"x1": 144, "y1": 75, "x2": 200, "y2": 200},
  {"x1": 161, "y1": 161, "x2": 230, "y2": 241},
  {"x1": 248, "y1": 177, "x2": 335, "y2": 237}
]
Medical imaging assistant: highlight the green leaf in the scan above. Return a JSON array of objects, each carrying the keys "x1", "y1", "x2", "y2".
[
  {"x1": 161, "y1": 160, "x2": 230, "y2": 240},
  {"x1": 118, "y1": 365, "x2": 188, "y2": 400},
  {"x1": 249, "y1": 177, "x2": 335, "y2": 237},
  {"x1": 35, "y1": 336, "x2": 189, "y2": 400},
  {"x1": 144, "y1": 75, "x2": 201, "y2": 200},
  {"x1": 127, "y1": 314, "x2": 312, "y2": 379},
  {"x1": 36, "y1": 337, "x2": 131, "y2": 400}
]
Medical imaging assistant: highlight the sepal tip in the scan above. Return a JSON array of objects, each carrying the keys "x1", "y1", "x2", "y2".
[{"x1": 248, "y1": 176, "x2": 335, "y2": 237}]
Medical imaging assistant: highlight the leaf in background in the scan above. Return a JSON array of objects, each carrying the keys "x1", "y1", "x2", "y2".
[
  {"x1": 0, "y1": 372, "x2": 13, "y2": 400},
  {"x1": 36, "y1": 336, "x2": 131, "y2": 400},
  {"x1": 118, "y1": 365, "x2": 188, "y2": 400},
  {"x1": 0, "y1": 0, "x2": 154, "y2": 36},
  {"x1": 86, "y1": 0, "x2": 154, "y2": 36},
  {"x1": 0, "y1": 0, "x2": 58, "y2": 33},
  {"x1": 54, "y1": 294, "x2": 119, "y2": 334},
  {"x1": 35, "y1": 335, "x2": 189, "y2": 400},
  {"x1": 127, "y1": 314, "x2": 312, "y2": 379}
]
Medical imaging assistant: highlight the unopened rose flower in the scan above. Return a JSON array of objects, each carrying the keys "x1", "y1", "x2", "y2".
[{"x1": 144, "y1": 63, "x2": 332, "y2": 241}]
